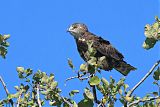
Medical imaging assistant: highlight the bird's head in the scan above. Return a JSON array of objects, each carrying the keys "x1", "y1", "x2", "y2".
[{"x1": 67, "y1": 23, "x2": 88, "y2": 39}]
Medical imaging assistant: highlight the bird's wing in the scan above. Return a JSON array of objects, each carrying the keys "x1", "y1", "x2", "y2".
[{"x1": 92, "y1": 36, "x2": 124, "y2": 60}]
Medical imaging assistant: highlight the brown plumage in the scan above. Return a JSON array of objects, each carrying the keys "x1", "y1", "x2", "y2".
[{"x1": 67, "y1": 23, "x2": 136, "y2": 76}]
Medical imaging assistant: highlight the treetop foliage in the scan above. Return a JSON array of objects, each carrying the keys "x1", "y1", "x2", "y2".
[{"x1": 0, "y1": 17, "x2": 160, "y2": 107}]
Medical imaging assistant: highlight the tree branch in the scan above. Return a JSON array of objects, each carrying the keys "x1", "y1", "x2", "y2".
[
  {"x1": 127, "y1": 96, "x2": 160, "y2": 107},
  {"x1": 36, "y1": 84, "x2": 42, "y2": 107},
  {"x1": 65, "y1": 73, "x2": 85, "y2": 82},
  {"x1": 91, "y1": 74, "x2": 101, "y2": 106},
  {"x1": 92, "y1": 85, "x2": 99, "y2": 103},
  {"x1": 97, "y1": 102, "x2": 106, "y2": 107},
  {"x1": 65, "y1": 72, "x2": 92, "y2": 82},
  {"x1": 127, "y1": 60, "x2": 160, "y2": 97},
  {"x1": 0, "y1": 76, "x2": 14, "y2": 107},
  {"x1": 17, "y1": 91, "x2": 23, "y2": 107},
  {"x1": 0, "y1": 76, "x2": 9, "y2": 95},
  {"x1": 62, "y1": 97, "x2": 73, "y2": 107}
]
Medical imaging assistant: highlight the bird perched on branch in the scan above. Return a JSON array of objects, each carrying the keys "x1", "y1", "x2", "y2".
[{"x1": 67, "y1": 23, "x2": 136, "y2": 76}]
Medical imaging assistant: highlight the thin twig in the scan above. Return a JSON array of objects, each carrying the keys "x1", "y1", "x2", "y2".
[
  {"x1": 127, "y1": 60, "x2": 160, "y2": 97},
  {"x1": 97, "y1": 103, "x2": 106, "y2": 107},
  {"x1": 127, "y1": 96, "x2": 160, "y2": 107},
  {"x1": 65, "y1": 72, "x2": 91, "y2": 82},
  {"x1": 65, "y1": 73, "x2": 86, "y2": 82},
  {"x1": 17, "y1": 91, "x2": 23, "y2": 107},
  {"x1": 62, "y1": 97, "x2": 73, "y2": 107},
  {"x1": 79, "y1": 74, "x2": 92, "y2": 80},
  {"x1": 97, "y1": 102, "x2": 106, "y2": 107},
  {"x1": 98, "y1": 97, "x2": 107, "y2": 107},
  {"x1": 0, "y1": 76, "x2": 10, "y2": 95},
  {"x1": 36, "y1": 84, "x2": 42, "y2": 107},
  {"x1": 0, "y1": 76, "x2": 14, "y2": 107}
]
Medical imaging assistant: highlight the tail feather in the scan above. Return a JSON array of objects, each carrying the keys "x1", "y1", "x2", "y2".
[{"x1": 114, "y1": 60, "x2": 136, "y2": 76}]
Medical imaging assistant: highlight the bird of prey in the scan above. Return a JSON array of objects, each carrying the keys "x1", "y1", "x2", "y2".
[{"x1": 67, "y1": 23, "x2": 136, "y2": 76}]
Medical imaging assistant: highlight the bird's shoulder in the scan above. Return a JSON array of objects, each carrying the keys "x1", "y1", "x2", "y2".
[
  {"x1": 82, "y1": 32, "x2": 109, "y2": 44},
  {"x1": 83, "y1": 32, "x2": 124, "y2": 60},
  {"x1": 82, "y1": 32, "x2": 110, "y2": 46}
]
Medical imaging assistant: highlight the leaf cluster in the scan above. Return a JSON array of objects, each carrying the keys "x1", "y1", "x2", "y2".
[
  {"x1": 143, "y1": 16, "x2": 160, "y2": 49},
  {"x1": 0, "y1": 34, "x2": 10, "y2": 58}
]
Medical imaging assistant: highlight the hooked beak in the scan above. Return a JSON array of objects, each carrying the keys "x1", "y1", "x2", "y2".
[{"x1": 67, "y1": 26, "x2": 73, "y2": 33}]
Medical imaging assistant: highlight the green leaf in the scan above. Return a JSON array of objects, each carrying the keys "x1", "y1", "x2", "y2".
[
  {"x1": 50, "y1": 81, "x2": 58, "y2": 89},
  {"x1": 96, "y1": 84, "x2": 105, "y2": 94},
  {"x1": 0, "y1": 35, "x2": 4, "y2": 43},
  {"x1": 33, "y1": 71, "x2": 43, "y2": 82},
  {"x1": 16, "y1": 67, "x2": 25, "y2": 73},
  {"x1": 143, "y1": 16, "x2": 160, "y2": 50},
  {"x1": 41, "y1": 91, "x2": 48, "y2": 95},
  {"x1": 71, "y1": 100, "x2": 78, "y2": 107},
  {"x1": 153, "y1": 67, "x2": 160, "y2": 80},
  {"x1": 152, "y1": 92, "x2": 158, "y2": 96},
  {"x1": 80, "y1": 64, "x2": 87, "y2": 72},
  {"x1": 49, "y1": 73, "x2": 54, "y2": 81},
  {"x1": 87, "y1": 64, "x2": 96, "y2": 74},
  {"x1": 124, "y1": 84, "x2": 129, "y2": 92},
  {"x1": 84, "y1": 88, "x2": 94, "y2": 100},
  {"x1": 97, "y1": 56, "x2": 106, "y2": 68},
  {"x1": 87, "y1": 41, "x2": 97, "y2": 56},
  {"x1": 87, "y1": 57, "x2": 97, "y2": 66},
  {"x1": 0, "y1": 34, "x2": 10, "y2": 58},
  {"x1": 49, "y1": 101, "x2": 57, "y2": 106},
  {"x1": 69, "y1": 90, "x2": 79, "y2": 97},
  {"x1": 119, "y1": 98, "x2": 125, "y2": 105},
  {"x1": 102, "y1": 96, "x2": 109, "y2": 105},
  {"x1": 41, "y1": 76, "x2": 48, "y2": 84},
  {"x1": 144, "y1": 17, "x2": 160, "y2": 40},
  {"x1": 2, "y1": 42, "x2": 9, "y2": 47},
  {"x1": 0, "y1": 46, "x2": 7, "y2": 58},
  {"x1": 78, "y1": 99, "x2": 93, "y2": 107},
  {"x1": 153, "y1": 81, "x2": 158, "y2": 86},
  {"x1": 68, "y1": 58, "x2": 74, "y2": 69},
  {"x1": 142, "y1": 38, "x2": 157, "y2": 50},
  {"x1": 108, "y1": 103, "x2": 114, "y2": 107},
  {"x1": 124, "y1": 96, "x2": 133, "y2": 102},
  {"x1": 110, "y1": 76, "x2": 115, "y2": 84},
  {"x1": 117, "y1": 78, "x2": 125, "y2": 86},
  {"x1": 89, "y1": 76, "x2": 100, "y2": 86},
  {"x1": 63, "y1": 100, "x2": 70, "y2": 107},
  {"x1": 156, "y1": 98, "x2": 160, "y2": 105},
  {"x1": 18, "y1": 72, "x2": 24, "y2": 79},
  {"x1": 7, "y1": 94, "x2": 14, "y2": 99},
  {"x1": 3, "y1": 34, "x2": 10, "y2": 40},
  {"x1": 14, "y1": 86, "x2": 19, "y2": 91},
  {"x1": 101, "y1": 77, "x2": 109, "y2": 90},
  {"x1": 24, "y1": 92, "x2": 30, "y2": 99},
  {"x1": 64, "y1": 99, "x2": 78, "y2": 107},
  {"x1": 25, "y1": 68, "x2": 33, "y2": 76},
  {"x1": 149, "y1": 101, "x2": 155, "y2": 107}
]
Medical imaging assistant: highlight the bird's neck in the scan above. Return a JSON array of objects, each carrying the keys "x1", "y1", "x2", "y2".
[{"x1": 74, "y1": 31, "x2": 91, "y2": 41}]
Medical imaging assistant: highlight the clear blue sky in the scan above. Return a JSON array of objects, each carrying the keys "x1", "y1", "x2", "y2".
[{"x1": 0, "y1": 0, "x2": 159, "y2": 106}]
